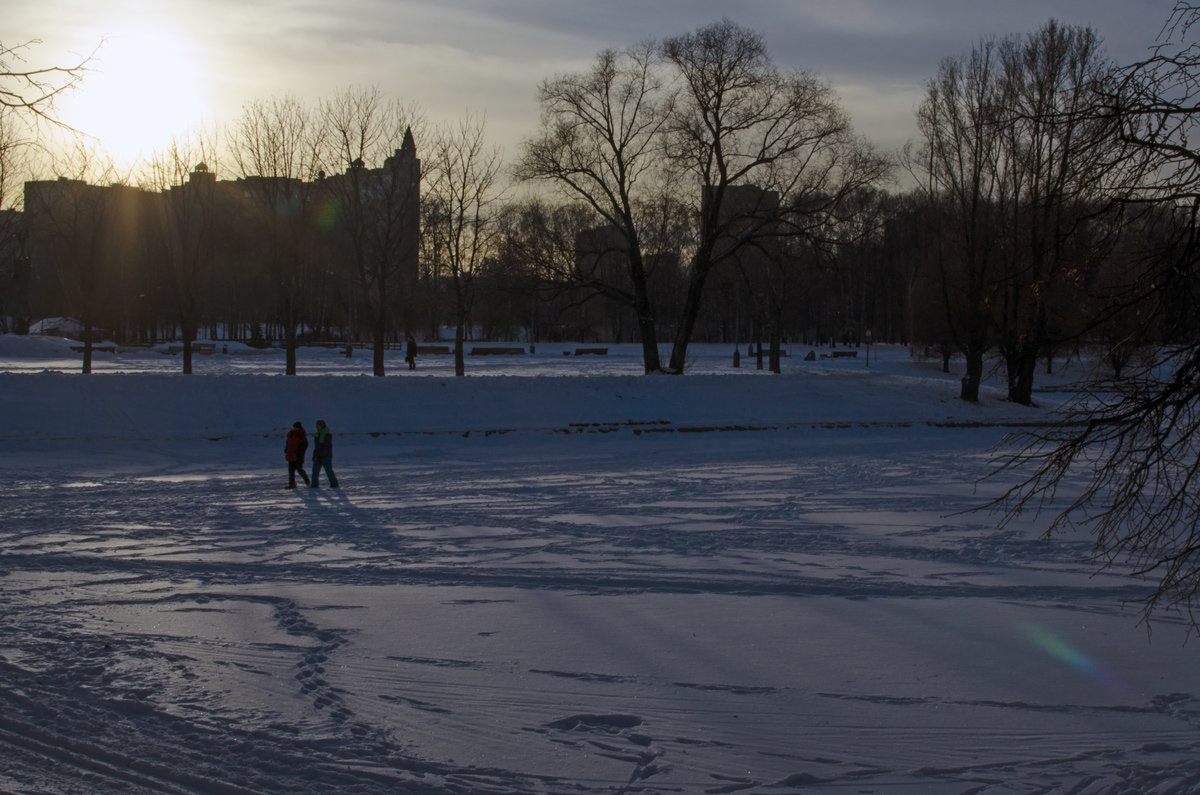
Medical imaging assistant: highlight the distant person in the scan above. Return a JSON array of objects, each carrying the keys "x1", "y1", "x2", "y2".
[
  {"x1": 284, "y1": 421, "x2": 310, "y2": 488},
  {"x1": 405, "y1": 336, "x2": 417, "y2": 370},
  {"x1": 311, "y1": 419, "x2": 339, "y2": 488}
]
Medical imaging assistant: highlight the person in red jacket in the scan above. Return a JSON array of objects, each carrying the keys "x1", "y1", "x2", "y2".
[{"x1": 284, "y1": 421, "x2": 310, "y2": 488}]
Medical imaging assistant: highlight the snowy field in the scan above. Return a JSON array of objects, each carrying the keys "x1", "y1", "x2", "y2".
[{"x1": 2, "y1": 335, "x2": 1198, "y2": 794}]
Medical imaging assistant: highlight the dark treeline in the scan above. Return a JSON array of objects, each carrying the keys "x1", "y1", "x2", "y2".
[{"x1": 1, "y1": 17, "x2": 1197, "y2": 394}]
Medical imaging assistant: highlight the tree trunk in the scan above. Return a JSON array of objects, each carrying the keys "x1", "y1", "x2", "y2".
[
  {"x1": 628, "y1": 250, "x2": 661, "y2": 374},
  {"x1": 81, "y1": 323, "x2": 94, "y2": 375},
  {"x1": 667, "y1": 265, "x2": 712, "y2": 374},
  {"x1": 181, "y1": 321, "x2": 195, "y2": 375},
  {"x1": 285, "y1": 325, "x2": 298, "y2": 376},
  {"x1": 454, "y1": 321, "x2": 466, "y2": 377},
  {"x1": 1007, "y1": 345, "x2": 1039, "y2": 406},
  {"x1": 632, "y1": 293, "x2": 660, "y2": 374},
  {"x1": 372, "y1": 317, "x2": 386, "y2": 377},
  {"x1": 960, "y1": 348, "x2": 983, "y2": 402},
  {"x1": 754, "y1": 316, "x2": 764, "y2": 370}
]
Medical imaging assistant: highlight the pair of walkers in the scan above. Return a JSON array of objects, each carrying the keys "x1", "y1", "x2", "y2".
[{"x1": 284, "y1": 419, "x2": 339, "y2": 489}]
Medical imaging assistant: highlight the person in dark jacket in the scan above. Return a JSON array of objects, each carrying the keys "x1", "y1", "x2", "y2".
[
  {"x1": 310, "y1": 419, "x2": 339, "y2": 488},
  {"x1": 405, "y1": 336, "x2": 417, "y2": 370},
  {"x1": 284, "y1": 421, "x2": 310, "y2": 488}
]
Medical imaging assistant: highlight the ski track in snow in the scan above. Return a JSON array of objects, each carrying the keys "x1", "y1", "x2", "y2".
[
  {"x1": 4, "y1": 428, "x2": 1200, "y2": 793},
  {"x1": 2, "y1": 342, "x2": 1199, "y2": 793}
]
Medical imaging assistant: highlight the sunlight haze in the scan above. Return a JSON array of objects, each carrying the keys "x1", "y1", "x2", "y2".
[
  {"x1": 57, "y1": 22, "x2": 212, "y2": 168},
  {"x1": 9, "y1": 0, "x2": 1173, "y2": 173}
]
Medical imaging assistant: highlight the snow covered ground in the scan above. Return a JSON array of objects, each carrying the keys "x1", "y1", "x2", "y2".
[{"x1": 2, "y1": 336, "x2": 1198, "y2": 793}]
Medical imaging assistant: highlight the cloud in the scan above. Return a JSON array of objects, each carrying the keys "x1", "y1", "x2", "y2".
[{"x1": 11, "y1": 0, "x2": 1179, "y2": 168}]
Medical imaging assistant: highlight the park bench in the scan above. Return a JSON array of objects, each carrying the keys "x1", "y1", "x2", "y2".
[{"x1": 165, "y1": 342, "x2": 215, "y2": 355}]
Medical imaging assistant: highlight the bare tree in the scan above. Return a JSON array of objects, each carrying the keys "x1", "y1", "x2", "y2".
[
  {"x1": 0, "y1": 105, "x2": 35, "y2": 332},
  {"x1": 0, "y1": 38, "x2": 93, "y2": 122},
  {"x1": 425, "y1": 114, "x2": 506, "y2": 376},
  {"x1": 320, "y1": 87, "x2": 422, "y2": 376},
  {"x1": 229, "y1": 96, "x2": 325, "y2": 374},
  {"x1": 489, "y1": 197, "x2": 603, "y2": 341},
  {"x1": 517, "y1": 45, "x2": 671, "y2": 373},
  {"x1": 915, "y1": 22, "x2": 1134, "y2": 404},
  {"x1": 912, "y1": 39, "x2": 1010, "y2": 402},
  {"x1": 140, "y1": 132, "x2": 222, "y2": 374},
  {"x1": 993, "y1": 3, "x2": 1200, "y2": 630},
  {"x1": 23, "y1": 142, "x2": 124, "y2": 372},
  {"x1": 0, "y1": 104, "x2": 34, "y2": 203},
  {"x1": 993, "y1": 22, "x2": 1128, "y2": 406},
  {"x1": 0, "y1": 39, "x2": 95, "y2": 333},
  {"x1": 661, "y1": 20, "x2": 887, "y2": 373}
]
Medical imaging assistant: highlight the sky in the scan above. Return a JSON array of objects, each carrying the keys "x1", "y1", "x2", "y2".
[{"x1": 6, "y1": 0, "x2": 1177, "y2": 172}]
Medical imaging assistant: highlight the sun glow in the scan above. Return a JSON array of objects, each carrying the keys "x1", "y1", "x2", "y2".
[{"x1": 59, "y1": 24, "x2": 212, "y2": 168}]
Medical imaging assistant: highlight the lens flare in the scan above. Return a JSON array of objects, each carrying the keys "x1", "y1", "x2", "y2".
[
  {"x1": 315, "y1": 195, "x2": 341, "y2": 232},
  {"x1": 1020, "y1": 621, "x2": 1129, "y2": 696}
]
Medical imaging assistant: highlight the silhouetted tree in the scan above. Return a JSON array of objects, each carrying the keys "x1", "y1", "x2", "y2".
[
  {"x1": 994, "y1": 3, "x2": 1200, "y2": 630},
  {"x1": 0, "y1": 38, "x2": 95, "y2": 333},
  {"x1": 321, "y1": 87, "x2": 422, "y2": 376},
  {"x1": 661, "y1": 20, "x2": 887, "y2": 373},
  {"x1": 0, "y1": 105, "x2": 33, "y2": 332},
  {"x1": 517, "y1": 45, "x2": 671, "y2": 373},
  {"x1": 229, "y1": 96, "x2": 325, "y2": 374},
  {"x1": 913, "y1": 38, "x2": 1010, "y2": 401},
  {"x1": 141, "y1": 133, "x2": 222, "y2": 374},
  {"x1": 993, "y1": 22, "x2": 1128, "y2": 405},
  {"x1": 0, "y1": 38, "x2": 93, "y2": 121},
  {"x1": 424, "y1": 114, "x2": 505, "y2": 376},
  {"x1": 491, "y1": 198, "x2": 602, "y2": 342},
  {"x1": 23, "y1": 144, "x2": 122, "y2": 373}
]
